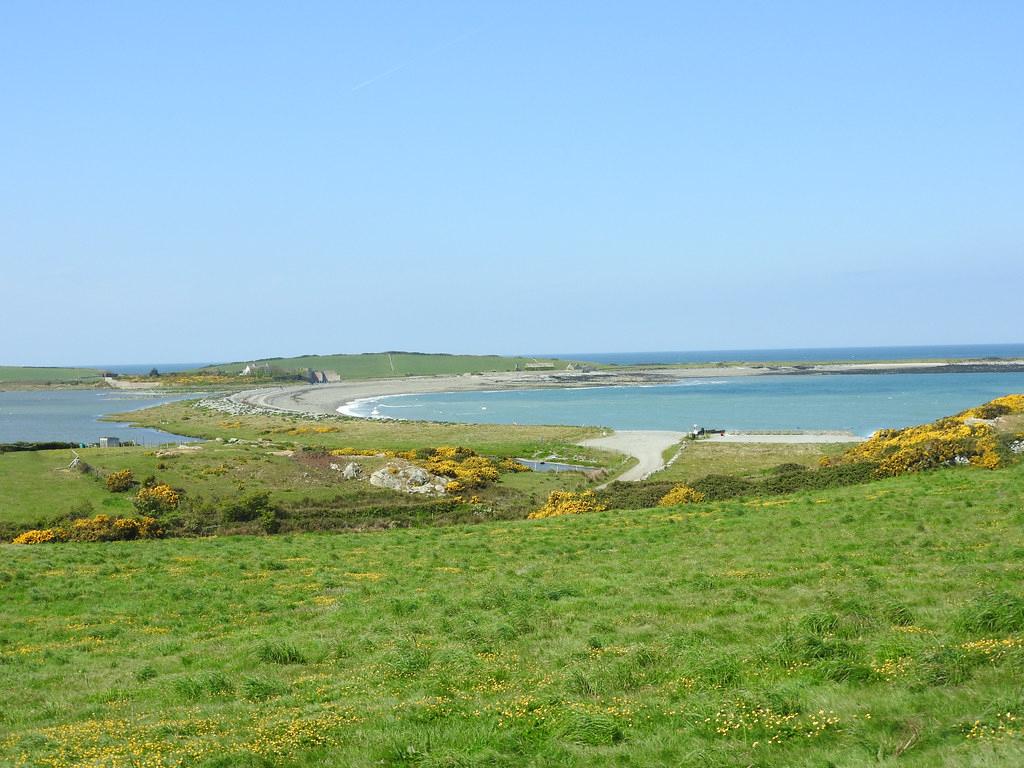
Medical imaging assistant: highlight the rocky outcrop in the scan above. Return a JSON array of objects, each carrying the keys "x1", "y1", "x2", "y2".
[
  {"x1": 369, "y1": 462, "x2": 447, "y2": 495},
  {"x1": 333, "y1": 462, "x2": 362, "y2": 481}
]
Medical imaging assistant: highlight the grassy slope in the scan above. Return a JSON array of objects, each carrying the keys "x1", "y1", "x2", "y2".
[
  {"x1": 0, "y1": 443, "x2": 595, "y2": 532},
  {"x1": 652, "y1": 441, "x2": 849, "y2": 483},
  {"x1": 3, "y1": 462, "x2": 1024, "y2": 767},
  {"x1": 0, "y1": 402, "x2": 609, "y2": 531},
  {"x1": 0, "y1": 366, "x2": 102, "y2": 385},
  {"x1": 200, "y1": 353, "x2": 587, "y2": 378}
]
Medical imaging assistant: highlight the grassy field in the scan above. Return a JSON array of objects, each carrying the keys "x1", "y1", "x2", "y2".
[
  {"x1": 0, "y1": 366, "x2": 102, "y2": 385},
  {"x1": 651, "y1": 441, "x2": 849, "y2": 483},
  {"x1": 0, "y1": 442, "x2": 598, "y2": 537},
  {"x1": 199, "y1": 353, "x2": 589, "y2": 378},
  {"x1": 114, "y1": 400, "x2": 606, "y2": 457},
  {"x1": 2, "y1": 459, "x2": 1024, "y2": 766},
  {"x1": 0, "y1": 401, "x2": 614, "y2": 537}
]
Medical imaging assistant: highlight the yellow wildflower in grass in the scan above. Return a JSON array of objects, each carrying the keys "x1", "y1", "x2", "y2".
[
  {"x1": 964, "y1": 712, "x2": 1024, "y2": 741},
  {"x1": 657, "y1": 484, "x2": 705, "y2": 507},
  {"x1": 528, "y1": 490, "x2": 607, "y2": 519},
  {"x1": 706, "y1": 700, "x2": 840, "y2": 745}
]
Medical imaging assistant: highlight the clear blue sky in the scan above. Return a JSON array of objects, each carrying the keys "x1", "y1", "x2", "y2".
[{"x1": 2, "y1": 1, "x2": 1022, "y2": 365}]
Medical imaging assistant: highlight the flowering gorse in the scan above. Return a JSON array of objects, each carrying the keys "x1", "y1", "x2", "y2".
[
  {"x1": 528, "y1": 490, "x2": 606, "y2": 519},
  {"x1": 104, "y1": 469, "x2": 136, "y2": 492},
  {"x1": 12, "y1": 515, "x2": 163, "y2": 544},
  {"x1": 658, "y1": 484, "x2": 705, "y2": 506},
  {"x1": 134, "y1": 483, "x2": 181, "y2": 514},
  {"x1": 828, "y1": 394, "x2": 1024, "y2": 477}
]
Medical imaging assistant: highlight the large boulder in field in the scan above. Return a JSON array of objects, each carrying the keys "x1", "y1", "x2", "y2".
[
  {"x1": 370, "y1": 462, "x2": 447, "y2": 495},
  {"x1": 341, "y1": 462, "x2": 363, "y2": 480}
]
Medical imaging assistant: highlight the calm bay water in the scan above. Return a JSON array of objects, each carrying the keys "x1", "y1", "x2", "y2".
[
  {"x1": 349, "y1": 372, "x2": 1024, "y2": 435},
  {"x1": 0, "y1": 391, "x2": 199, "y2": 444}
]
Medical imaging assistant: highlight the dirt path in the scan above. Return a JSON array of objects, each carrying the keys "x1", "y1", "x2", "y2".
[{"x1": 578, "y1": 430, "x2": 687, "y2": 483}]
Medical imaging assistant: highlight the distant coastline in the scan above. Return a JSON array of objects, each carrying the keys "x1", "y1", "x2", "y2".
[{"x1": 233, "y1": 359, "x2": 1024, "y2": 421}]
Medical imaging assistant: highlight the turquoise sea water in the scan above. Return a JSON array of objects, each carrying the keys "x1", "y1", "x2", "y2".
[
  {"x1": 0, "y1": 391, "x2": 199, "y2": 444},
  {"x1": 551, "y1": 344, "x2": 1024, "y2": 366},
  {"x1": 347, "y1": 372, "x2": 1024, "y2": 435}
]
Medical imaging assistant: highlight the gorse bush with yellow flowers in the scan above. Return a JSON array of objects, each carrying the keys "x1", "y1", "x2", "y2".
[
  {"x1": 399, "y1": 446, "x2": 511, "y2": 489},
  {"x1": 328, "y1": 445, "x2": 528, "y2": 489},
  {"x1": 12, "y1": 514, "x2": 163, "y2": 544},
  {"x1": 829, "y1": 394, "x2": 1024, "y2": 477},
  {"x1": 11, "y1": 528, "x2": 61, "y2": 545},
  {"x1": 134, "y1": 483, "x2": 181, "y2": 514},
  {"x1": 104, "y1": 468, "x2": 136, "y2": 492},
  {"x1": 528, "y1": 490, "x2": 606, "y2": 519},
  {"x1": 658, "y1": 484, "x2": 705, "y2": 507},
  {"x1": 959, "y1": 394, "x2": 1024, "y2": 420}
]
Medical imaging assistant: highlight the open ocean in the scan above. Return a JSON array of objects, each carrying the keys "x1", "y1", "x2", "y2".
[
  {"x1": 551, "y1": 343, "x2": 1024, "y2": 366},
  {"x1": 346, "y1": 371, "x2": 1024, "y2": 436}
]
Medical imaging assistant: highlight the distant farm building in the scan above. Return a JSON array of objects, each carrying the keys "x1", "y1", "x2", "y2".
[
  {"x1": 98, "y1": 436, "x2": 121, "y2": 448},
  {"x1": 240, "y1": 363, "x2": 272, "y2": 377},
  {"x1": 524, "y1": 361, "x2": 555, "y2": 371}
]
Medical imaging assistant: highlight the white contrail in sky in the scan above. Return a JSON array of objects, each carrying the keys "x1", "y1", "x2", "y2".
[{"x1": 351, "y1": 24, "x2": 490, "y2": 92}]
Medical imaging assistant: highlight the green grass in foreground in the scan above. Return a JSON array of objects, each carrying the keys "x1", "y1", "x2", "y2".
[
  {"x1": 3, "y1": 461, "x2": 1024, "y2": 766},
  {"x1": 0, "y1": 366, "x2": 102, "y2": 385},
  {"x1": 200, "y1": 352, "x2": 589, "y2": 378}
]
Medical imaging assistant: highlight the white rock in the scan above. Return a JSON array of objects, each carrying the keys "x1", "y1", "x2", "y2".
[{"x1": 369, "y1": 462, "x2": 447, "y2": 495}]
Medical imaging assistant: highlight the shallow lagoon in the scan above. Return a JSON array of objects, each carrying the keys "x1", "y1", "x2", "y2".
[
  {"x1": 349, "y1": 372, "x2": 1024, "y2": 436},
  {"x1": 0, "y1": 390, "x2": 199, "y2": 444}
]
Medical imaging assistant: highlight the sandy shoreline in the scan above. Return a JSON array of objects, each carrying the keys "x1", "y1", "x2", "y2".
[{"x1": 232, "y1": 359, "x2": 1024, "y2": 418}]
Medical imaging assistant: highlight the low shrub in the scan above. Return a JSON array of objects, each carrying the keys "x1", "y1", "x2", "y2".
[
  {"x1": 499, "y1": 457, "x2": 531, "y2": 472},
  {"x1": 422, "y1": 447, "x2": 500, "y2": 488},
  {"x1": 220, "y1": 492, "x2": 273, "y2": 523},
  {"x1": 528, "y1": 490, "x2": 606, "y2": 519},
  {"x1": 0, "y1": 441, "x2": 77, "y2": 454},
  {"x1": 12, "y1": 528, "x2": 61, "y2": 545},
  {"x1": 960, "y1": 394, "x2": 1024, "y2": 419},
  {"x1": 598, "y1": 481, "x2": 677, "y2": 510},
  {"x1": 692, "y1": 474, "x2": 756, "y2": 501},
  {"x1": 134, "y1": 483, "x2": 181, "y2": 514},
  {"x1": 105, "y1": 469, "x2": 136, "y2": 492},
  {"x1": 11, "y1": 515, "x2": 163, "y2": 544},
  {"x1": 829, "y1": 396, "x2": 1024, "y2": 476},
  {"x1": 657, "y1": 484, "x2": 705, "y2": 506}
]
